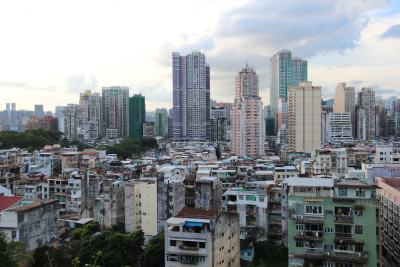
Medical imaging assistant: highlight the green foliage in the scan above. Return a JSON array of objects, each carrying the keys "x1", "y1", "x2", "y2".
[
  {"x1": 127, "y1": 229, "x2": 145, "y2": 248},
  {"x1": 0, "y1": 129, "x2": 95, "y2": 151},
  {"x1": 7, "y1": 240, "x2": 34, "y2": 266},
  {"x1": 0, "y1": 233, "x2": 33, "y2": 267},
  {"x1": 104, "y1": 136, "x2": 158, "y2": 159},
  {"x1": 141, "y1": 233, "x2": 164, "y2": 267},
  {"x1": 69, "y1": 139, "x2": 93, "y2": 151},
  {"x1": 250, "y1": 241, "x2": 288, "y2": 267},
  {"x1": 32, "y1": 246, "x2": 69, "y2": 267},
  {"x1": 0, "y1": 233, "x2": 13, "y2": 267},
  {"x1": 141, "y1": 136, "x2": 158, "y2": 149},
  {"x1": 71, "y1": 222, "x2": 100, "y2": 240},
  {"x1": 78, "y1": 230, "x2": 142, "y2": 267}
]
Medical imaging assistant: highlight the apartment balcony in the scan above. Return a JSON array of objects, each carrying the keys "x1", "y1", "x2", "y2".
[
  {"x1": 334, "y1": 232, "x2": 353, "y2": 240},
  {"x1": 295, "y1": 231, "x2": 324, "y2": 240},
  {"x1": 305, "y1": 248, "x2": 324, "y2": 256},
  {"x1": 269, "y1": 220, "x2": 282, "y2": 225},
  {"x1": 179, "y1": 245, "x2": 199, "y2": 251},
  {"x1": 334, "y1": 215, "x2": 353, "y2": 224},
  {"x1": 247, "y1": 210, "x2": 256, "y2": 216},
  {"x1": 269, "y1": 198, "x2": 282, "y2": 203},
  {"x1": 269, "y1": 208, "x2": 281, "y2": 214}
]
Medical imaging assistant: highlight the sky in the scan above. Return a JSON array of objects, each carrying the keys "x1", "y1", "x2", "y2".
[{"x1": 1, "y1": 0, "x2": 400, "y2": 112}]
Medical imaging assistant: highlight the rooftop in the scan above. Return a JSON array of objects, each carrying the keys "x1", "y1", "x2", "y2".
[
  {"x1": 0, "y1": 196, "x2": 23, "y2": 211},
  {"x1": 283, "y1": 177, "x2": 333, "y2": 187},
  {"x1": 175, "y1": 207, "x2": 220, "y2": 220}
]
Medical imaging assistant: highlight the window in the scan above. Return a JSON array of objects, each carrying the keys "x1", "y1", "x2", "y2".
[
  {"x1": 355, "y1": 244, "x2": 363, "y2": 252},
  {"x1": 338, "y1": 188, "x2": 347, "y2": 197},
  {"x1": 170, "y1": 240, "x2": 176, "y2": 246},
  {"x1": 239, "y1": 195, "x2": 244, "y2": 200},
  {"x1": 355, "y1": 210, "x2": 363, "y2": 216},
  {"x1": 259, "y1": 197, "x2": 264, "y2": 202},
  {"x1": 12, "y1": 230, "x2": 16, "y2": 239},
  {"x1": 199, "y1": 242, "x2": 205, "y2": 248},
  {"x1": 296, "y1": 240, "x2": 304, "y2": 247},
  {"x1": 355, "y1": 225, "x2": 363, "y2": 234},
  {"x1": 324, "y1": 227, "x2": 333, "y2": 233},
  {"x1": 356, "y1": 189, "x2": 365, "y2": 197},
  {"x1": 324, "y1": 263, "x2": 334, "y2": 267},
  {"x1": 305, "y1": 205, "x2": 323, "y2": 214},
  {"x1": 296, "y1": 223, "x2": 304, "y2": 231}
]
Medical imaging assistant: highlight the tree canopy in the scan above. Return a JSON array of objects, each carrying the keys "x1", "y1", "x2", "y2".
[{"x1": 0, "y1": 129, "x2": 92, "y2": 152}]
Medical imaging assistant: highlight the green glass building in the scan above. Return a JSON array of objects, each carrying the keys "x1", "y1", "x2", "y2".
[{"x1": 129, "y1": 94, "x2": 145, "y2": 139}]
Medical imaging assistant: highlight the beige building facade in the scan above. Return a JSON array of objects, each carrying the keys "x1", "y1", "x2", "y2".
[{"x1": 288, "y1": 81, "x2": 321, "y2": 152}]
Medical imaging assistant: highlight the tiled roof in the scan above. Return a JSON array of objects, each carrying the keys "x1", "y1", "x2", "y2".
[
  {"x1": 8, "y1": 199, "x2": 58, "y2": 212},
  {"x1": 0, "y1": 196, "x2": 23, "y2": 211}
]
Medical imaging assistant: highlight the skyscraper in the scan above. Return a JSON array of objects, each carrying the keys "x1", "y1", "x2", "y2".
[
  {"x1": 270, "y1": 49, "x2": 307, "y2": 114},
  {"x1": 333, "y1": 82, "x2": 356, "y2": 137},
  {"x1": 35, "y1": 104, "x2": 44, "y2": 118},
  {"x1": 288, "y1": 81, "x2": 321, "y2": 152},
  {"x1": 155, "y1": 108, "x2": 168, "y2": 138},
  {"x1": 355, "y1": 87, "x2": 375, "y2": 140},
  {"x1": 231, "y1": 64, "x2": 264, "y2": 157},
  {"x1": 101, "y1": 86, "x2": 129, "y2": 138},
  {"x1": 76, "y1": 90, "x2": 101, "y2": 140},
  {"x1": 129, "y1": 94, "x2": 146, "y2": 139},
  {"x1": 172, "y1": 51, "x2": 210, "y2": 141}
]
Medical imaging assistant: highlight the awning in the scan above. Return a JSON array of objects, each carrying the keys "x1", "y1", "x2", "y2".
[{"x1": 185, "y1": 222, "x2": 204, "y2": 227}]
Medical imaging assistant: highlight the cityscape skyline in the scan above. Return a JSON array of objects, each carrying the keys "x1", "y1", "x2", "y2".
[{"x1": 1, "y1": 0, "x2": 400, "y2": 111}]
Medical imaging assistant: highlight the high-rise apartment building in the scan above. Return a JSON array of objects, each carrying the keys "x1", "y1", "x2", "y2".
[
  {"x1": 355, "y1": 87, "x2": 375, "y2": 140},
  {"x1": 61, "y1": 104, "x2": 78, "y2": 140},
  {"x1": 288, "y1": 81, "x2": 321, "y2": 152},
  {"x1": 172, "y1": 51, "x2": 210, "y2": 141},
  {"x1": 333, "y1": 83, "x2": 356, "y2": 137},
  {"x1": 155, "y1": 108, "x2": 168, "y2": 138},
  {"x1": 231, "y1": 64, "x2": 264, "y2": 157},
  {"x1": 101, "y1": 86, "x2": 129, "y2": 138},
  {"x1": 129, "y1": 94, "x2": 146, "y2": 139},
  {"x1": 34, "y1": 104, "x2": 44, "y2": 118},
  {"x1": 270, "y1": 49, "x2": 307, "y2": 114},
  {"x1": 326, "y1": 113, "x2": 354, "y2": 145},
  {"x1": 76, "y1": 90, "x2": 101, "y2": 140}
]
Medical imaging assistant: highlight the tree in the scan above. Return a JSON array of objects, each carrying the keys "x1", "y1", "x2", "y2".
[
  {"x1": 0, "y1": 233, "x2": 33, "y2": 267},
  {"x1": 141, "y1": 233, "x2": 164, "y2": 267},
  {"x1": 0, "y1": 233, "x2": 12, "y2": 267},
  {"x1": 141, "y1": 136, "x2": 158, "y2": 149},
  {"x1": 250, "y1": 241, "x2": 288, "y2": 267},
  {"x1": 127, "y1": 229, "x2": 145, "y2": 248},
  {"x1": 78, "y1": 230, "x2": 142, "y2": 266},
  {"x1": 6, "y1": 240, "x2": 34, "y2": 266}
]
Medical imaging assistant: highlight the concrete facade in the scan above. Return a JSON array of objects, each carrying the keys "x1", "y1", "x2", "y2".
[{"x1": 288, "y1": 81, "x2": 321, "y2": 152}]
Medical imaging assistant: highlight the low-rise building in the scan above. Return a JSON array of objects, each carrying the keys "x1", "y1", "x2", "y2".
[
  {"x1": 165, "y1": 207, "x2": 240, "y2": 266},
  {"x1": 284, "y1": 177, "x2": 379, "y2": 267},
  {"x1": 0, "y1": 197, "x2": 59, "y2": 252}
]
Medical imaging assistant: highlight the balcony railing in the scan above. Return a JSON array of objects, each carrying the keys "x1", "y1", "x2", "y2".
[
  {"x1": 335, "y1": 232, "x2": 353, "y2": 239},
  {"x1": 335, "y1": 216, "x2": 353, "y2": 223},
  {"x1": 179, "y1": 245, "x2": 199, "y2": 251},
  {"x1": 305, "y1": 248, "x2": 324, "y2": 255}
]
